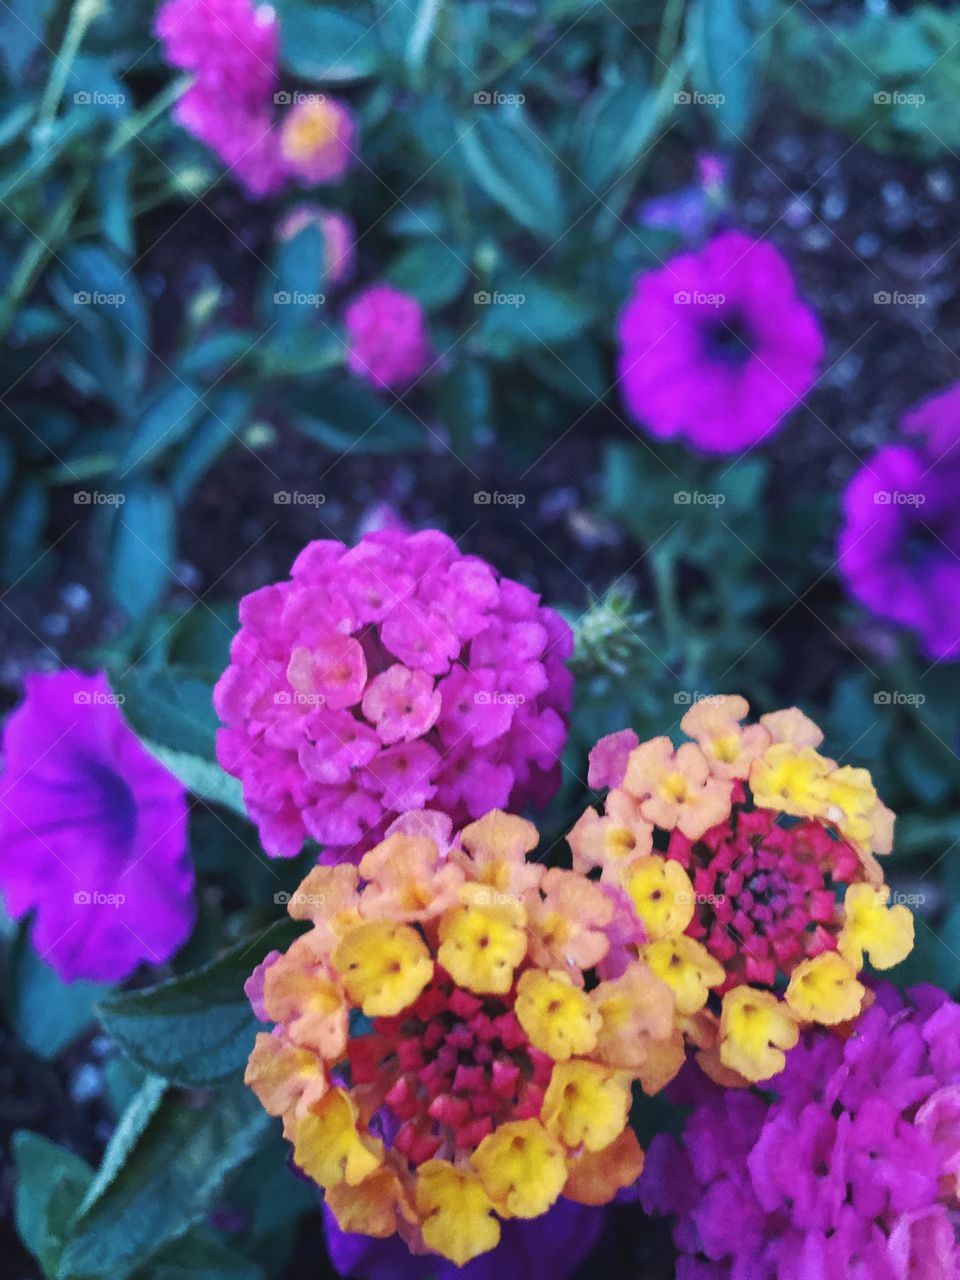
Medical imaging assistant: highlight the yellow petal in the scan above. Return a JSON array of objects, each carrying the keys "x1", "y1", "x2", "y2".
[
  {"x1": 719, "y1": 987, "x2": 799, "y2": 1083},
  {"x1": 624, "y1": 855, "x2": 695, "y2": 940},
  {"x1": 437, "y1": 902, "x2": 527, "y2": 995},
  {"x1": 515, "y1": 969, "x2": 601, "y2": 1061},
  {"x1": 785, "y1": 951, "x2": 865, "y2": 1025},
  {"x1": 291, "y1": 1088, "x2": 382, "y2": 1189},
  {"x1": 472, "y1": 1119, "x2": 567, "y2": 1218},
  {"x1": 542, "y1": 1060, "x2": 632, "y2": 1153},
  {"x1": 644, "y1": 935, "x2": 725, "y2": 1015},
  {"x1": 331, "y1": 920, "x2": 433, "y2": 1016},
  {"x1": 415, "y1": 1161, "x2": 500, "y2": 1266},
  {"x1": 839, "y1": 883, "x2": 914, "y2": 970}
]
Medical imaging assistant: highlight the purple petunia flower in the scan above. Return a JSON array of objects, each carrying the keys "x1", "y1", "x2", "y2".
[
  {"x1": 0, "y1": 670, "x2": 194, "y2": 983},
  {"x1": 323, "y1": 1197, "x2": 605, "y2": 1280},
  {"x1": 616, "y1": 230, "x2": 824, "y2": 453},
  {"x1": 838, "y1": 382, "x2": 960, "y2": 662},
  {"x1": 640, "y1": 984, "x2": 960, "y2": 1279}
]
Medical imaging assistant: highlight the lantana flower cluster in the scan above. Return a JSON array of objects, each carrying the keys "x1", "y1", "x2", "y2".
[
  {"x1": 641, "y1": 983, "x2": 960, "y2": 1279},
  {"x1": 214, "y1": 531, "x2": 572, "y2": 860},
  {"x1": 156, "y1": 0, "x2": 355, "y2": 196},
  {"x1": 568, "y1": 697, "x2": 914, "y2": 1083},
  {"x1": 245, "y1": 811, "x2": 682, "y2": 1265}
]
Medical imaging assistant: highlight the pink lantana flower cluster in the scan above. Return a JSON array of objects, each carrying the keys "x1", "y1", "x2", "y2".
[
  {"x1": 156, "y1": 0, "x2": 355, "y2": 197},
  {"x1": 641, "y1": 984, "x2": 960, "y2": 1280},
  {"x1": 215, "y1": 531, "x2": 572, "y2": 860}
]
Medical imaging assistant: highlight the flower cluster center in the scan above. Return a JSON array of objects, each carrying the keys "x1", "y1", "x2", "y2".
[{"x1": 349, "y1": 973, "x2": 552, "y2": 1166}]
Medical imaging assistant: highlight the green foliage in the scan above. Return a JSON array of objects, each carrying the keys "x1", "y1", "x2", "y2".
[{"x1": 777, "y1": 5, "x2": 960, "y2": 159}]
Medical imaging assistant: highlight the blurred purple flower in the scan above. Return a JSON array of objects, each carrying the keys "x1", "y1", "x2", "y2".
[
  {"x1": 323, "y1": 1197, "x2": 605, "y2": 1280},
  {"x1": 279, "y1": 98, "x2": 356, "y2": 185},
  {"x1": 0, "y1": 670, "x2": 194, "y2": 983},
  {"x1": 639, "y1": 154, "x2": 729, "y2": 242},
  {"x1": 839, "y1": 382, "x2": 960, "y2": 661},
  {"x1": 156, "y1": 0, "x2": 286, "y2": 197},
  {"x1": 344, "y1": 285, "x2": 432, "y2": 391},
  {"x1": 617, "y1": 230, "x2": 824, "y2": 453}
]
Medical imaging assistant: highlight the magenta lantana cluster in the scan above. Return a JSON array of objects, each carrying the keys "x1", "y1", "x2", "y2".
[
  {"x1": 344, "y1": 285, "x2": 433, "y2": 391},
  {"x1": 214, "y1": 530, "x2": 573, "y2": 859},
  {"x1": 642, "y1": 983, "x2": 960, "y2": 1280}
]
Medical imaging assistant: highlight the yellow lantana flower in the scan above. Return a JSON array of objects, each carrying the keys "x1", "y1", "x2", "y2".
[
  {"x1": 514, "y1": 969, "x2": 601, "y2": 1060},
  {"x1": 785, "y1": 951, "x2": 865, "y2": 1024},
  {"x1": 719, "y1": 987, "x2": 800, "y2": 1082},
  {"x1": 839, "y1": 883, "x2": 914, "y2": 970},
  {"x1": 331, "y1": 921, "x2": 433, "y2": 1016}
]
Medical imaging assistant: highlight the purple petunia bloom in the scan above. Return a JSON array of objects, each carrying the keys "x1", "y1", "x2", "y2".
[
  {"x1": 640, "y1": 983, "x2": 960, "y2": 1279},
  {"x1": 0, "y1": 670, "x2": 194, "y2": 983},
  {"x1": 323, "y1": 1198, "x2": 605, "y2": 1280},
  {"x1": 616, "y1": 230, "x2": 824, "y2": 453},
  {"x1": 838, "y1": 382, "x2": 960, "y2": 662}
]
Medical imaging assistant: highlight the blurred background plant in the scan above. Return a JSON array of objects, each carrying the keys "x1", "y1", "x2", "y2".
[{"x1": 4, "y1": 0, "x2": 960, "y2": 1277}]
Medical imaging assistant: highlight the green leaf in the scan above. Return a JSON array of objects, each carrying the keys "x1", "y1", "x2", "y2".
[
  {"x1": 387, "y1": 240, "x2": 471, "y2": 310},
  {"x1": 288, "y1": 382, "x2": 425, "y2": 453},
  {"x1": 121, "y1": 384, "x2": 206, "y2": 473},
  {"x1": 141, "y1": 742, "x2": 247, "y2": 820},
  {"x1": 460, "y1": 112, "x2": 565, "y2": 241},
  {"x1": 58, "y1": 1082, "x2": 271, "y2": 1280},
  {"x1": 476, "y1": 279, "x2": 591, "y2": 357},
  {"x1": 98, "y1": 920, "x2": 301, "y2": 1087},
  {"x1": 13, "y1": 1132, "x2": 93, "y2": 1278},
  {"x1": 108, "y1": 481, "x2": 176, "y2": 620},
  {"x1": 141, "y1": 1230, "x2": 265, "y2": 1280},
  {"x1": 5, "y1": 923, "x2": 108, "y2": 1060},
  {"x1": 170, "y1": 390, "x2": 250, "y2": 504},
  {"x1": 687, "y1": 0, "x2": 776, "y2": 139},
  {"x1": 111, "y1": 665, "x2": 220, "y2": 759},
  {"x1": 278, "y1": 4, "x2": 382, "y2": 81},
  {"x1": 573, "y1": 81, "x2": 658, "y2": 191}
]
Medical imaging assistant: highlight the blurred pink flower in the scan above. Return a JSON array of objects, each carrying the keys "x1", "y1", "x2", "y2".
[
  {"x1": 279, "y1": 97, "x2": 355, "y2": 184},
  {"x1": 344, "y1": 285, "x2": 432, "y2": 391}
]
